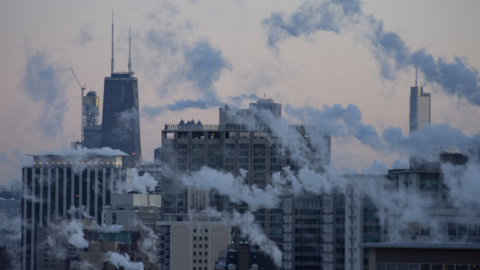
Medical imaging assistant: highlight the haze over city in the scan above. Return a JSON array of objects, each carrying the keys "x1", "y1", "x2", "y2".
[
  {"x1": 1, "y1": 0, "x2": 479, "y2": 187},
  {"x1": 1, "y1": 0, "x2": 480, "y2": 269}
]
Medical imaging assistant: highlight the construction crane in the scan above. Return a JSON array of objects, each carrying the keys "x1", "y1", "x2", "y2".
[
  {"x1": 70, "y1": 68, "x2": 87, "y2": 143},
  {"x1": 70, "y1": 68, "x2": 86, "y2": 96}
]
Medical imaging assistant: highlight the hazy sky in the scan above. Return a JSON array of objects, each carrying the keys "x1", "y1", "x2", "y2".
[{"x1": 1, "y1": 0, "x2": 479, "y2": 185}]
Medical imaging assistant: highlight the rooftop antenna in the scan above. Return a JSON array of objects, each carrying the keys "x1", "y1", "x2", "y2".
[
  {"x1": 415, "y1": 65, "x2": 418, "y2": 87},
  {"x1": 111, "y1": 11, "x2": 115, "y2": 75},
  {"x1": 128, "y1": 27, "x2": 132, "y2": 75}
]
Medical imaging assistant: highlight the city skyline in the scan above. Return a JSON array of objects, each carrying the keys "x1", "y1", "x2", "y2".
[{"x1": 1, "y1": 0, "x2": 480, "y2": 186}]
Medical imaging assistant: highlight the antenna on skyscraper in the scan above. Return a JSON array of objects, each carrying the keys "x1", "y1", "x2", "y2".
[
  {"x1": 111, "y1": 11, "x2": 115, "y2": 75},
  {"x1": 415, "y1": 66, "x2": 418, "y2": 87},
  {"x1": 128, "y1": 27, "x2": 132, "y2": 75}
]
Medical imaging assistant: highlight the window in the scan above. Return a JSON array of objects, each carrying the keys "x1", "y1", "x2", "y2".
[
  {"x1": 208, "y1": 144, "x2": 220, "y2": 149},
  {"x1": 253, "y1": 144, "x2": 265, "y2": 149},
  {"x1": 253, "y1": 165, "x2": 265, "y2": 171},
  {"x1": 192, "y1": 144, "x2": 204, "y2": 149},
  {"x1": 253, "y1": 150, "x2": 265, "y2": 156},
  {"x1": 253, "y1": 158, "x2": 265, "y2": 164},
  {"x1": 178, "y1": 144, "x2": 188, "y2": 149}
]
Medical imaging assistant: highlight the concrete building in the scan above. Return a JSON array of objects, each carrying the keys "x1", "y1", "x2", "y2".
[
  {"x1": 157, "y1": 214, "x2": 231, "y2": 270},
  {"x1": 82, "y1": 91, "x2": 102, "y2": 149},
  {"x1": 69, "y1": 230, "x2": 160, "y2": 270},
  {"x1": 21, "y1": 151, "x2": 126, "y2": 270},
  {"x1": 104, "y1": 193, "x2": 162, "y2": 231},
  {"x1": 139, "y1": 163, "x2": 163, "y2": 195},
  {"x1": 161, "y1": 100, "x2": 331, "y2": 253},
  {"x1": 361, "y1": 243, "x2": 480, "y2": 270},
  {"x1": 214, "y1": 242, "x2": 276, "y2": 270},
  {"x1": 283, "y1": 193, "x2": 346, "y2": 270}
]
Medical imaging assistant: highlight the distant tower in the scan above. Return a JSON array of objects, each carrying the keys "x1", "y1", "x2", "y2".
[
  {"x1": 82, "y1": 91, "x2": 101, "y2": 149},
  {"x1": 409, "y1": 68, "x2": 432, "y2": 169},
  {"x1": 409, "y1": 68, "x2": 430, "y2": 132},
  {"x1": 101, "y1": 20, "x2": 141, "y2": 166}
]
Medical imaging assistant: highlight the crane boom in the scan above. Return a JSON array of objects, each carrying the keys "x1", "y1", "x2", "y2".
[{"x1": 69, "y1": 68, "x2": 86, "y2": 96}]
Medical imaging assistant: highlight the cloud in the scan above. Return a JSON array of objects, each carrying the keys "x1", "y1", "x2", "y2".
[
  {"x1": 262, "y1": 0, "x2": 361, "y2": 48},
  {"x1": 22, "y1": 51, "x2": 68, "y2": 137},
  {"x1": 382, "y1": 124, "x2": 480, "y2": 160},
  {"x1": 286, "y1": 103, "x2": 383, "y2": 150},
  {"x1": 78, "y1": 27, "x2": 94, "y2": 47},
  {"x1": 142, "y1": 39, "x2": 232, "y2": 118},
  {"x1": 182, "y1": 167, "x2": 283, "y2": 211},
  {"x1": 105, "y1": 252, "x2": 144, "y2": 270},
  {"x1": 115, "y1": 168, "x2": 157, "y2": 194},
  {"x1": 263, "y1": 0, "x2": 480, "y2": 106}
]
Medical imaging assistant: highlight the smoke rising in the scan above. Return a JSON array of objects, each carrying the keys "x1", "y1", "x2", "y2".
[
  {"x1": 115, "y1": 168, "x2": 157, "y2": 194},
  {"x1": 22, "y1": 51, "x2": 68, "y2": 137},
  {"x1": 45, "y1": 219, "x2": 89, "y2": 260},
  {"x1": 182, "y1": 167, "x2": 282, "y2": 211},
  {"x1": 204, "y1": 208, "x2": 282, "y2": 267},
  {"x1": 142, "y1": 39, "x2": 231, "y2": 117},
  {"x1": 105, "y1": 252, "x2": 144, "y2": 270},
  {"x1": 263, "y1": 0, "x2": 480, "y2": 106}
]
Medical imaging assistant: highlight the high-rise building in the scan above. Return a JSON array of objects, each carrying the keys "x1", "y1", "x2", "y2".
[
  {"x1": 161, "y1": 99, "x2": 331, "y2": 263},
  {"x1": 21, "y1": 151, "x2": 126, "y2": 270},
  {"x1": 409, "y1": 70, "x2": 432, "y2": 169},
  {"x1": 83, "y1": 91, "x2": 101, "y2": 149},
  {"x1": 409, "y1": 70, "x2": 430, "y2": 132},
  {"x1": 101, "y1": 22, "x2": 141, "y2": 166},
  {"x1": 156, "y1": 214, "x2": 231, "y2": 270},
  {"x1": 282, "y1": 193, "x2": 346, "y2": 270}
]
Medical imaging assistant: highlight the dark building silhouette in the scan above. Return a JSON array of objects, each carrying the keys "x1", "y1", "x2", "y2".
[{"x1": 101, "y1": 24, "x2": 141, "y2": 166}]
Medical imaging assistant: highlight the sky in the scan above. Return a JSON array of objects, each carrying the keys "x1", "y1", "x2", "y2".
[{"x1": 1, "y1": 0, "x2": 480, "y2": 186}]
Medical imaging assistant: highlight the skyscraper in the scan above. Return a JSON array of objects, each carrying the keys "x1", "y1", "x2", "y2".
[
  {"x1": 82, "y1": 91, "x2": 101, "y2": 149},
  {"x1": 21, "y1": 151, "x2": 126, "y2": 270},
  {"x1": 409, "y1": 69, "x2": 432, "y2": 169},
  {"x1": 101, "y1": 23, "x2": 141, "y2": 166},
  {"x1": 409, "y1": 70, "x2": 430, "y2": 132}
]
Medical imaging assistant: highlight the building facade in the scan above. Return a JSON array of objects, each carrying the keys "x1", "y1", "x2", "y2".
[
  {"x1": 101, "y1": 72, "x2": 141, "y2": 166},
  {"x1": 21, "y1": 152, "x2": 126, "y2": 270},
  {"x1": 283, "y1": 194, "x2": 346, "y2": 270}
]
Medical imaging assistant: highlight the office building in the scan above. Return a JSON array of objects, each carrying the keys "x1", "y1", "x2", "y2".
[
  {"x1": 161, "y1": 99, "x2": 331, "y2": 261},
  {"x1": 101, "y1": 22, "x2": 141, "y2": 166},
  {"x1": 361, "y1": 243, "x2": 480, "y2": 270},
  {"x1": 157, "y1": 214, "x2": 231, "y2": 270},
  {"x1": 409, "y1": 70, "x2": 430, "y2": 132},
  {"x1": 21, "y1": 151, "x2": 126, "y2": 270},
  {"x1": 409, "y1": 70, "x2": 432, "y2": 169},
  {"x1": 82, "y1": 91, "x2": 102, "y2": 149},
  {"x1": 104, "y1": 193, "x2": 162, "y2": 231},
  {"x1": 214, "y1": 242, "x2": 276, "y2": 270},
  {"x1": 282, "y1": 193, "x2": 346, "y2": 270}
]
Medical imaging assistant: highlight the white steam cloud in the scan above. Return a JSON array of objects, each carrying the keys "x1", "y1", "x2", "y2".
[
  {"x1": 115, "y1": 168, "x2": 157, "y2": 194},
  {"x1": 105, "y1": 252, "x2": 144, "y2": 270}
]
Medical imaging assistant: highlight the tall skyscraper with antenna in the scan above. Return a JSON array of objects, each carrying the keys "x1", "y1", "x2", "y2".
[
  {"x1": 101, "y1": 19, "x2": 142, "y2": 166},
  {"x1": 409, "y1": 68, "x2": 431, "y2": 169},
  {"x1": 409, "y1": 68, "x2": 431, "y2": 132}
]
